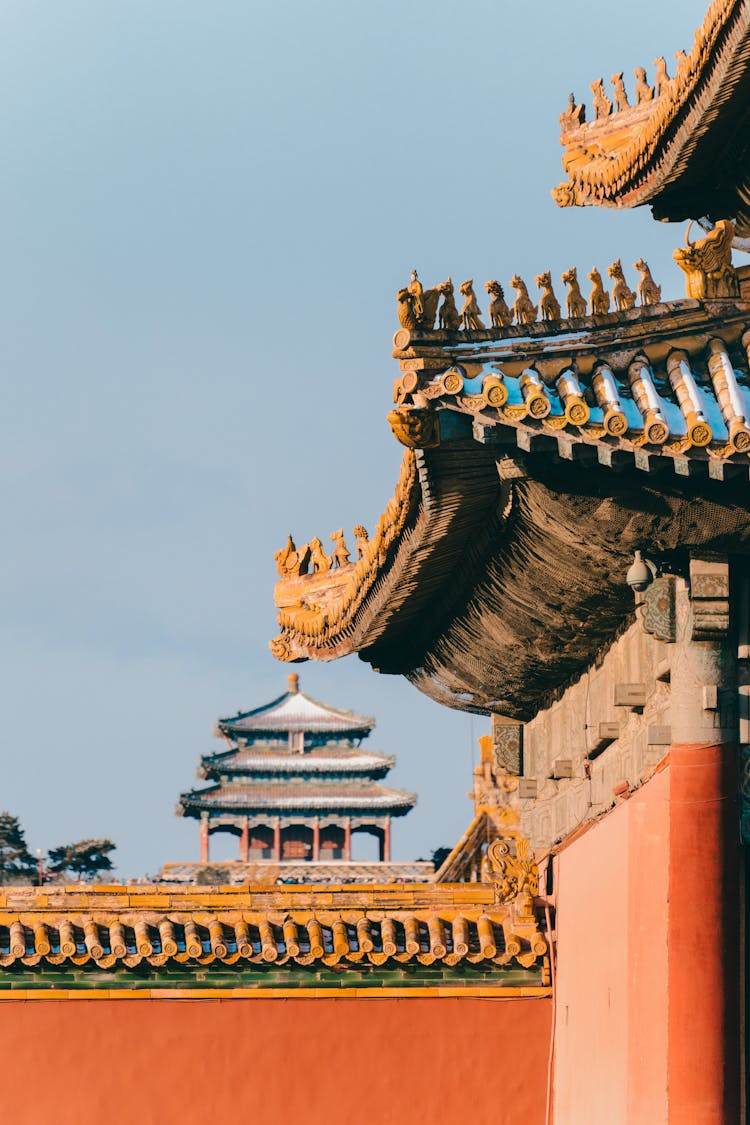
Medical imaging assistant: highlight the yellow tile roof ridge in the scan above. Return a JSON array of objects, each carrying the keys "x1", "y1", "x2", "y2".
[
  {"x1": 553, "y1": 0, "x2": 750, "y2": 211},
  {"x1": 0, "y1": 892, "x2": 549, "y2": 975}
]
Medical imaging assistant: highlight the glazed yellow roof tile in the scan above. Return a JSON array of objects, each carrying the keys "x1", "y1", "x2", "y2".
[
  {"x1": 0, "y1": 882, "x2": 547, "y2": 973},
  {"x1": 553, "y1": 0, "x2": 750, "y2": 216}
]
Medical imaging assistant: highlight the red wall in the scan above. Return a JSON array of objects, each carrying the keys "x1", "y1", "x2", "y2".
[
  {"x1": 3, "y1": 996, "x2": 551, "y2": 1125},
  {"x1": 552, "y1": 767, "x2": 670, "y2": 1124}
]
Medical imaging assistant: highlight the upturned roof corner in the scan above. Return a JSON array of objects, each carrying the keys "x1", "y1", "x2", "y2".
[{"x1": 553, "y1": 0, "x2": 750, "y2": 236}]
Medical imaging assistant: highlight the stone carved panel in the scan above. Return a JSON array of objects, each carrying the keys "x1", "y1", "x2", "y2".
[
  {"x1": 641, "y1": 576, "x2": 677, "y2": 642},
  {"x1": 689, "y1": 557, "x2": 730, "y2": 640},
  {"x1": 492, "y1": 715, "x2": 523, "y2": 776}
]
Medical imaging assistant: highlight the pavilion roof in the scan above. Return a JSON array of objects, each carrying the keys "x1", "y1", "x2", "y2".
[
  {"x1": 553, "y1": 0, "x2": 750, "y2": 235},
  {"x1": 200, "y1": 745, "x2": 395, "y2": 778},
  {"x1": 217, "y1": 675, "x2": 374, "y2": 739},
  {"x1": 271, "y1": 294, "x2": 750, "y2": 717},
  {"x1": 178, "y1": 779, "x2": 416, "y2": 817}
]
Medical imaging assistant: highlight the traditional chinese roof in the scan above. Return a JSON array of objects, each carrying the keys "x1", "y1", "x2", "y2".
[
  {"x1": 553, "y1": 0, "x2": 750, "y2": 236},
  {"x1": 217, "y1": 674, "x2": 374, "y2": 741},
  {"x1": 271, "y1": 295, "x2": 750, "y2": 718},
  {"x1": 160, "y1": 859, "x2": 435, "y2": 884},
  {"x1": 435, "y1": 813, "x2": 499, "y2": 883},
  {"x1": 179, "y1": 674, "x2": 412, "y2": 826},
  {"x1": 0, "y1": 881, "x2": 549, "y2": 995},
  {"x1": 178, "y1": 779, "x2": 416, "y2": 818},
  {"x1": 199, "y1": 745, "x2": 395, "y2": 780}
]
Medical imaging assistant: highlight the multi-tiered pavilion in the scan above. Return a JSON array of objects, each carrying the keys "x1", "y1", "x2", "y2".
[{"x1": 175, "y1": 673, "x2": 418, "y2": 875}]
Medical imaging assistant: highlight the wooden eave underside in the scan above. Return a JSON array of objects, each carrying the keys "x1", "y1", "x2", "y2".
[
  {"x1": 556, "y1": 0, "x2": 750, "y2": 232},
  {"x1": 272, "y1": 301, "x2": 750, "y2": 718},
  {"x1": 388, "y1": 454, "x2": 750, "y2": 717},
  {"x1": 276, "y1": 445, "x2": 750, "y2": 719}
]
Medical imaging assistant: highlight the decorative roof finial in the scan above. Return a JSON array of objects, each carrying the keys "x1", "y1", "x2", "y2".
[
  {"x1": 673, "y1": 219, "x2": 739, "y2": 299},
  {"x1": 288, "y1": 672, "x2": 299, "y2": 694}
]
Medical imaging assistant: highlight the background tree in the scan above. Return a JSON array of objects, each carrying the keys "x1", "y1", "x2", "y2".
[
  {"x1": 0, "y1": 812, "x2": 36, "y2": 884},
  {"x1": 47, "y1": 838, "x2": 116, "y2": 881},
  {"x1": 430, "y1": 846, "x2": 452, "y2": 871}
]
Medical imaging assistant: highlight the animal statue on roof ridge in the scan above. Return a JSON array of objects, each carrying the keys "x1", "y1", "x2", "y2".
[
  {"x1": 535, "y1": 271, "x2": 561, "y2": 321},
  {"x1": 560, "y1": 91, "x2": 585, "y2": 132},
  {"x1": 437, "y1": 277, "x2": 461, "y2": 331},
  {"x1": 329, "y1": 529, "x2": 351, "y2": 569},
  {"x1": 353, "y1": 525, "x2": 370, "y2": 560},
  {"x1": 674, "y1": 48, "x2": 690, "y2": 87},
  {"x1": 307, "y1": 537, "x2": 332, "y2": 574},
  {"x1": 561, "y1": 267, "x2": 587, "y2": 319},
  {"x1": 610, "y1": 72, "x2": 630, "y2": 112},
  {"x1": 673, "y1": 219, "x2": 740, "y2": 299},
  {"x1": 510, "y1": 275, "x2": 537, "y2": 325},
  {"x1": 587, "y1": 268, "x2": 611, "y2": 315},
  {"x1": 634, "y1": 66, "x2": 654, "y2": 104},
  {"x1": 396, "y1": 288, "x2": 418, "y2": 329},
  {"x1": 396, "y1": 275, "x2": 442, "y2": 331},
  {"x1": 634, "y1": 258, "x2": 662, "y2": 306},
  {"x1": 590, "y1": 77, "x2": 612, "y2": 120},
  {"x1": 459, "y1": 280, "x2": 485, "y2": 331},
  {"x1": 607, "y1": 259, "x2": 637, "y2": 311},
  {"x1": 654, "y1": 56, "x2": 671, "y2": 98},
  {"x1": 275, "y1": 533, "x2": 312, "y2": 578},
  {"x1": 485, "y1": 280, "x2": 513, "y2": 329}
]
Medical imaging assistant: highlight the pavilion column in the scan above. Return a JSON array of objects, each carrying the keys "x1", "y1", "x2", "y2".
[
  {"x1": 273, "y1": 818, "x2": 281, "y2": 862},
  {"x1": 344, "y1": 817, "x2": 351, "y2": 862},
  {"x1": 200, "y1": 817, "x2": 210, "y2": 864},
  {"x1": 312, "y1": 817, "x2": 320, "y2": 862},
  {"x1": 239, "y1": 818, "x2": 249, "y2": 863},
  {"x1": 383, "y1": 816, "x2": 391, "y2": 863},
  {"x1": 667, "y1": 562, "x2": 739, "y2": 1124}
]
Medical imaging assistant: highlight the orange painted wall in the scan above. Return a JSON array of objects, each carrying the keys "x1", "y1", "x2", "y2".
[
  {"x1": 552, "y1": 767, "x2": 670, "y2": 1125},
  {"x1": 2, "y1": 996, "x2": 551, "y2": 1125}
]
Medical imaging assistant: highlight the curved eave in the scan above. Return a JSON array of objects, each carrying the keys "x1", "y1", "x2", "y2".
[
  {"x1": 272, "y1": 302, "x2": 750, "y2": 719},
  {"x1": 554, "y1": 0, "x2": 750, "y2": 233},
  {"x1": 217, "y1": 690, "x2": 375, "y2": 739},
  {"x1": 217, "y1": 723, "x2": 373, "y2": 741},
  {"x1": 177, "y1": 789, "x2": 417, "y2": 819},
  {"x1": 200, "y1": 762, "x2": 395, "y2": 781}
]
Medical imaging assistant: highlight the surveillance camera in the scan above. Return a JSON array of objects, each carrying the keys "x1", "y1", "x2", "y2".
[{"x1": 626, "y1": 550, "x2": 655, "y2": 593}]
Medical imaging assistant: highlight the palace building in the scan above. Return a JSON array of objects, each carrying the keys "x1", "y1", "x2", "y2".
[
  {"x1": 166, "y1": 672, "x2": 429, "y2": 883},
  {"x1": 268, "y1": 2, "x2": 750, "y2": 1120},
  {"x1": 4, "y1": 2, "x2": 750, "y2": 1122}
]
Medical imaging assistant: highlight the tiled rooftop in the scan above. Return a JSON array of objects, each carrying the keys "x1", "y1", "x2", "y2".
[
  {"x1": 202, "y1": 748, "x2": 394, "y2": 775},
  {"x1": 219, "y1": 683, "x2": 374, "y2": 736},
  {"x1": 390, "y1": 302, "x2": 750, "y2": 474},
  {"x1": 0, "y1": 884, "x2": 548, "y2": 978},
  {"x1": 179, "y1": 779, "x2": 416, "y2": 813}
]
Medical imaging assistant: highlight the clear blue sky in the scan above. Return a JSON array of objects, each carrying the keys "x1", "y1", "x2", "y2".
[{"x1": 0, "y1": 0, "x2": 710, "y2": 875}]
